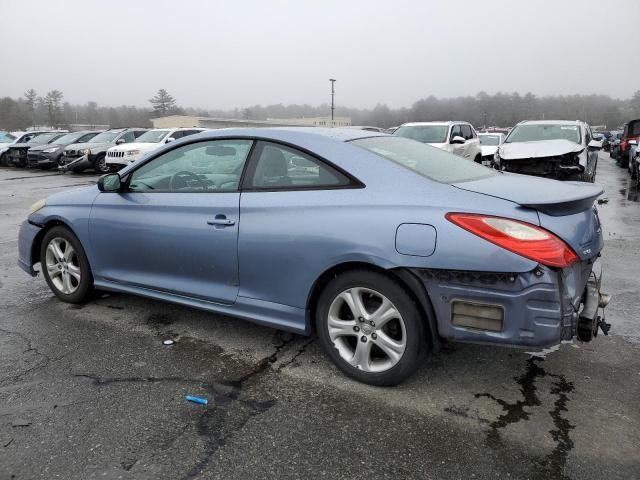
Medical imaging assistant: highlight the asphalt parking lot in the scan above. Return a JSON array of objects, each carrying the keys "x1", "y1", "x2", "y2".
[{"x1": 1, "y1": 153, "x2": 639, "y2": 480}]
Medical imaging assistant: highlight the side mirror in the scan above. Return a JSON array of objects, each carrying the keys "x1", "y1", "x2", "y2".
[
  {"x1": 116, "y1": 138, "x2": 125, "y2": 144},
  {"x1": 588, "y1": 140, "x2": 603, "y2": 150},
  {"x1": 97, "y1": 173, "x2": 121, "y2": 192},
  {"x1": 166, "y1": 137, "x2": 175, "y2": 143},
  {"x1": 451, "y1": 136, "x2": 465, "y2": 145}
]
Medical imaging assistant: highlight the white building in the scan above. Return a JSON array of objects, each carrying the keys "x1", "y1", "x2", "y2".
[{"x1": 151, "y1": 115, "x2": 351, "y2": 129}]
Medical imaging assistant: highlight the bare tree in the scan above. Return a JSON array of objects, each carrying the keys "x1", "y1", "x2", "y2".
[{"x1": 42, "y1": 90, "x2": 64, "y2": 127}]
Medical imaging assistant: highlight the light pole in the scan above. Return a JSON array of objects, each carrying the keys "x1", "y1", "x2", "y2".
[{"x1": 329, "y1": 78, "x2": 336, "y2": 122}]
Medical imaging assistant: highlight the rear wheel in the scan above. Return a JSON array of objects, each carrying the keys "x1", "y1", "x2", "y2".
[
  {"x1": 40, "y1": 226, "x2": 93, "y2": 304},
  {"x1": 315, "y1": 270, "x2": 426, "y2": 386}
]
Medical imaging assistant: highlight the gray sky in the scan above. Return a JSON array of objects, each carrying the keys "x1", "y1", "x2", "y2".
[{"x1": 1, "y1": 0, "x2": 639, "y2": 110}]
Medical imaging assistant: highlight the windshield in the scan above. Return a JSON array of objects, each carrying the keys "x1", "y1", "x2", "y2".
[
  {"x1": 394, "y1": 125, "x2": 449, "y2": 143},
  {"x1": 88, "y1": 131, "x2": 120, "y2": 143},
  {"x1": 27, "y1": 133, "x2": 63, "y2": 145},
  {"x1": 0, "y1": 132, "x2": 16, "y2": 143},
  {"x1": 135, "y1": 130, "x2": 170, "y2": 143},
  {"x1": 506, "y1": 124, "x2": 581, "y2": 144},
  {"x1": 351, "y1": 136, "x2": 495, "y2": 183},
  {"x1": 479, "y1": 135, "x2": 500, "y2": 146},
  {"x1": 49, "y1": 133, "x2": 84, "y2": 144}
]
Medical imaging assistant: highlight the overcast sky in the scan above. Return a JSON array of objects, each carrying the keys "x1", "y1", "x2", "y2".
[{"x1": 1, "y1": 0, "x2": 639, "y2": 110}]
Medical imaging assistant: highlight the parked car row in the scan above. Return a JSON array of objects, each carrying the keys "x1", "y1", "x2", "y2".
[
  {"x1": 0, "y1": 127, "x2": 209, "y2": 174},
  {"x1": 607, "y1": 119, "x2": 640, "y2": 185},
  {"x1": 392, "y1": 119, "x2": 602, "y2": 182}
]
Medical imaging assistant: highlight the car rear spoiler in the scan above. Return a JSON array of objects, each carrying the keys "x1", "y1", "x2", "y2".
[{"x1": 520, "y1": 192, "x2": 602, "y2": 216}]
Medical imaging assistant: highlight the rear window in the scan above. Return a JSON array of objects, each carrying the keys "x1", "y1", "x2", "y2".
[
  {"x1": 350, "y1": 136, "x2": 495, "y2": 183},
  {"x1": 394, "y1": 125, "x2": 448, "y2": 143},
  {"x1": 506, "y1": 124, "x2": 581, "y2": 144}
]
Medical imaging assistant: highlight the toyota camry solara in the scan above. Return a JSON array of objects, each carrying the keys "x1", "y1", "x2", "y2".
[{"x1": 18, "y1": 128, "x2": 610, "y2": 385}]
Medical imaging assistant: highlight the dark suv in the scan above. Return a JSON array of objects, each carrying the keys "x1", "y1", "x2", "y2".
[
  {"x1": 27, "y1": 130, "x2": 101, "y2": 169},
  {"x1": 60, "y1": 128, "x2": 148, "y2": 173}
]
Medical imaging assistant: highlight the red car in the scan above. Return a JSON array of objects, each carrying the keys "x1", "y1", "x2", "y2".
[{"x1": 618, "y1": 119, "x2": 640, "y2": 169}]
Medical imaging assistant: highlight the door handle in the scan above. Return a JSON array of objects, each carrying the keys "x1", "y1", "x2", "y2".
[{"x1": 207, "y1": 215, "x2": 235, "y2": 227}]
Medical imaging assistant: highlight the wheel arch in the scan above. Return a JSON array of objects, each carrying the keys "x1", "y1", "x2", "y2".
[
  {"x1": 31, "y1": 219, "x2": 82, "y2": 266},
  {"x1": 305, "y1": 261, "x2": 440, "y2": 350}
]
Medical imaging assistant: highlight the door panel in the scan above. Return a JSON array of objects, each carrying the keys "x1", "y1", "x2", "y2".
[{"x1": 90, "y1": 192, "x2": 241, "y2": 304}]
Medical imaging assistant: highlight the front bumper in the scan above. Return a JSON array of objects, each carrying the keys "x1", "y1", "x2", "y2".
[
  {"x1": 27, "y1": 152, "x2": 60, "y2": 168},
  {"x1": 18, "y1": 220, "x2": 43, "y2": 277},
  {"x1": 411, "y1": 261, "x2": 607, "y2": 348},
  {"x1": 59, "y1": 154, "x2": 92, "y2": 172}
]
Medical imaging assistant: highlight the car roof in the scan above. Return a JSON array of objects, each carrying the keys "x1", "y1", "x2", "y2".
[
  {"x1": 399, "y1": 121, "x2": 468, "y2": 127},
  {"x1": 518, "y1": 120, "x2": 583, "y2": 126}
]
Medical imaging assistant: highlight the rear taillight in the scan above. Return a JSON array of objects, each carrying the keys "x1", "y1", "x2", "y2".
[{"x1": 445, "y1": 213, "x2": 579, "y2": 268}]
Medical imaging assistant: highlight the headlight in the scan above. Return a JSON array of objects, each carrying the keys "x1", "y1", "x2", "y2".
[
  {"x1": 42, "y1": 147, "x2": 59, "y2": 153},
  {"x1": 83, "y1": 148, "x2": 92, "y2": 155},
  {"x1": 126, "y1": 150, "x2": 141, "y2": 156},
  {"x1": 29, "y1": 198, "x2": 46, "y2": 215}
]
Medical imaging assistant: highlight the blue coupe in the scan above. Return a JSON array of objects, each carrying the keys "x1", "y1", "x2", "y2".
[{"x1": 18, "y1": 128, "x2": 609, "y2": 385}]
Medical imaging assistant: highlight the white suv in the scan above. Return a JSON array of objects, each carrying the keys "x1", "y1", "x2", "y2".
[
  {"x1": 393, "y1": 121, "x2": 482, "y2": 162},
  {"x1": 105, "y1": 128, "x2": 206, "y2": 168}
]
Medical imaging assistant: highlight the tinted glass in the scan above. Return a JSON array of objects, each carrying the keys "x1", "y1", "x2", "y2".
[
  {"x1": 27, "y1": 133, "x2": 62, "y2": 145},
  {"x1": 129, "y1": 139, "x2": 253, "y2": 192},
  {"x1": 90, "y1": 132, "x2": 120, "y2": 143},
  {"x1": 506, "y1": 124, "x2": 581, "y2": 144},
  {"x1": 250, "y1": 142, "x2": 351, "y2": 189},
  {"x1": 449, "y1": 125, "x2": 462, "y2": 140},
  {"x1": 120, "y1": 132, "x2": 136, "y2": 143},
  {"x1": 461, "y1": 125, "x2": 472, "y2": 140},
  {"x1": 351, "y1": 136, "x2": 495, "y2": 183},
  {"x1": 136, "y1": 130, "x2": 170, "y2": 143},
  {"x1": 394, "y1": 125, "x2": 448, "y2": 143}
]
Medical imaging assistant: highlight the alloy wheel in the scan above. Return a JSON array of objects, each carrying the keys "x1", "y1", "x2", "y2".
[
  {"x1": 327, "y1": 287, "x2": 406, "y2": 373},
  {"x1": 45, "y1": 237, "x2": 81, "y2": 294}
]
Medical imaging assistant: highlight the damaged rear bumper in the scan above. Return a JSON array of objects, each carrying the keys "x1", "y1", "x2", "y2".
[{"x1": 409, "y1": 261, "x2": 609, "y2": 348}]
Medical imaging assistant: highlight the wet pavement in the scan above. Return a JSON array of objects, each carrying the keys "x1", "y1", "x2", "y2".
[{"x1": 0, "y1": 152, "x2": 639, "y2": 480}]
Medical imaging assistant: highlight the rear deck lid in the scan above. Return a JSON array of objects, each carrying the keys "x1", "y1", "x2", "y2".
[{"x1": 453, "y1": 172, "x2": 603, "y2": 216}]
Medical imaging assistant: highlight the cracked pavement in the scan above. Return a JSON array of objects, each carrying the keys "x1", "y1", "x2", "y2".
[{"x1": 1, "y1": 154, "x2": 639, "y2": 479}]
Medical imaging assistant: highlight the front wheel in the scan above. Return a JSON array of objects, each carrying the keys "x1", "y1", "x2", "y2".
[
  {"x1": 316, "y1": 270, "x2": 426, "y2": 386},
  {"x1": 93, "y1": 154, "x2": 111, "y2": 174},
  {"x1": 40, "y1": 226, "x2": 93, "y2": 303}
]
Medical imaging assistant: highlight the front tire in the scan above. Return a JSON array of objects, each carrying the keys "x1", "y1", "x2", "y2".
[
  {"x1": 315, "y1": 270, "x2": 426, "y2": 386},
  {"x1": 40, "y1": 226, "x2": 93, "y2": 303},
  {"x1": 93, "y1": 154, "x2": 110, "y2": 174}
]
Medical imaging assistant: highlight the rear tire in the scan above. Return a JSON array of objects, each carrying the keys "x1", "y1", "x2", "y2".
[
  {"x1": 40, "y1": 226, "x2": 93, "y2": 304},
  {"x1": 315, "y1": 270, "x2": 427, "y2": 386},
  {"x1": 0, "y1": 152, "x2": 8, "y2": 167}
]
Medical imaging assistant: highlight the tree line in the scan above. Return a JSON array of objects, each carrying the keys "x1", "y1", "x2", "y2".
[{"x1": 1, "y1": 88, "x2": 639, "y2": 131}]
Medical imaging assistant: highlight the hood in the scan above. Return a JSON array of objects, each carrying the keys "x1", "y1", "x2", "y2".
[
  {"x1": 109, "y1": 142, "x2": 158, "y2": 153},
  {"x1": 7, "y1": 142, "x2": 34, "y2": 149},
  {"x1": 453, "y1": 172, "x2": 603, "y2": 216},
  {"x1": 29, "y1": 143, "x2": 63, "y2": 152},
  {"x1": 499, "y1": 139, "x2": 583, "y2": 160},
  {"x1": 65, "y1": 141, "x2": 110, "y2": 151},
  {"x1": 427, "y1": 142, "x2": 447, "y2": 149},
  {"x1": 480, "y1": 145, "x2": 498, "y2": 156}
]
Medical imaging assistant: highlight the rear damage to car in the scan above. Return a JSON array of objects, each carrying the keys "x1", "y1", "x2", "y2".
[{"x1": 416, "y1": 175, "x2": 611, "y2": 349}]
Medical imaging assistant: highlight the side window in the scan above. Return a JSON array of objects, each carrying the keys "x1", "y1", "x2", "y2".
[
  {"x1": 167, "y1": 131, "x2": 183, "y2": 141},
  {"x1": 450, "y1": 125, "x2": 462, "y2": 141},
  {"x1": 128, "y1": 139, "x2": 253, "y2": 193},
  {"x1": 585, "y1": 125, "x2": 592, "y2": 144},
  {"x1": 120, "y1": 131, "x2": 135, "y2": 143},
  {"x1": 461, "y1": 125, "x2": 473, "y2": 140},
  {"x1": 133, "y1": 130, "x2": 147, "y2": 139},
  {"x1": 249, "y1": 142, "x2": 351, "y2": 190}
]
